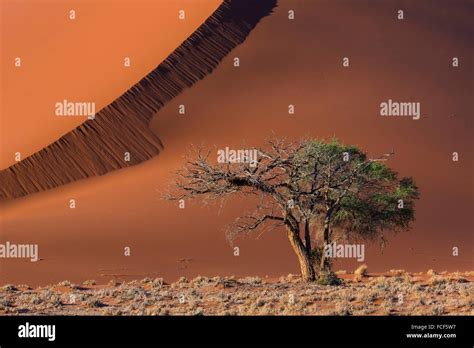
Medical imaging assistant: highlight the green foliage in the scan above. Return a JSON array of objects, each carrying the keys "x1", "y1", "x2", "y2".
[
  {"x1": 295, "y1": 138, "x2": 419, "y2": 242},
  {"x1": 332, "y1": 176, "x2": 418, "y2": 240},
  {"x1": 365, "y1": 161, "x2": 396, "y2": 181}
]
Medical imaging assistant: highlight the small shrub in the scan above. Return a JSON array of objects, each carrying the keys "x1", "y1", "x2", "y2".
[
  {"x1": 317, "y1": 272, "x2": 343, "y2": 286},
  {"x1": 1, "y1": 284, "x2": 17, "y2": 292},
  {"x1": 87, "y1": 298, "x2": 105, "y2": 308},
  {"x1": 82, "y1": 280, "x2": 96, "y2": 286},
  {"x1": 432, "y1": 304, "x2": 445, "y2": 315},
  {"x1": 239, "y1": 277, "x2": 262, "y2": 285},
  {"x1": 390, "y1": 269, "x2": 406, "y2": 276},
  {"x1": 430, "y1": 276, "x2": 446, "y2": 286},
  {"x1": 333, "y1": 302, "x2": 352, "y2": 315}
]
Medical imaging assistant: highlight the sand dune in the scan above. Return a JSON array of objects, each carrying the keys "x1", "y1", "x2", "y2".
[{"x1": 1, "y1": 0, "x2": 278, "y2": 200}]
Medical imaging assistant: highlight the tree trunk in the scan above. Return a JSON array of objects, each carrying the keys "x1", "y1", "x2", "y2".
[
  {"x1": 287, "y1": 228, "x2": 316, "y2": 281},
  {"x1": 319, "y1": 217, "x2": 330, "y2": 271},
  {"x1": 304, "y1": 219, "x2": 312, "y2": 255}
]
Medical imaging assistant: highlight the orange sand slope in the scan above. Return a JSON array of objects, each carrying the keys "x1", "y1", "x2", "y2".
[
  {"x1": 1, "y1": 0, "x2": 222, "y2": 170},
  {"x1": 1, "y1": 0, "x2": 277, "y2": 200}
]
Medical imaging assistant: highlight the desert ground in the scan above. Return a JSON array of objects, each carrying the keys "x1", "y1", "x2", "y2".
[{"x1": 1, "y1": 269, "x2": 472, "y2": 316}]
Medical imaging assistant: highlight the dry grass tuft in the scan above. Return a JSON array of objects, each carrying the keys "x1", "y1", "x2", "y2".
[
  {"x1": 353, "y1": 264, "x2": 368, "y2": 282},
  {"x1": 390, "y1": 269, "x2": 406, "y2": 276}
]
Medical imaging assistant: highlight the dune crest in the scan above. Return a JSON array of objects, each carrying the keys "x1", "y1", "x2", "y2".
[{"x1": 0, "y1": 0, "x2": 277, "y2": 201}]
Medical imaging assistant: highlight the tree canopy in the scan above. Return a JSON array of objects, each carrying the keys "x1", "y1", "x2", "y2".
[{"x1": 166, "y1": 138, "x2": 419, "y2": 281}]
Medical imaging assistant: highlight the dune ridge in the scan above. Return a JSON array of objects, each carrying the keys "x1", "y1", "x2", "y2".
[{"x1": 0, "y1": 0, "x2": 277, "y2": 200}]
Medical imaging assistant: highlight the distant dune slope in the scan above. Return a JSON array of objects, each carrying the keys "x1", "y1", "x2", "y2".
[{"x1": 0, "y1": 0, "x2": 277, "y2": 200}]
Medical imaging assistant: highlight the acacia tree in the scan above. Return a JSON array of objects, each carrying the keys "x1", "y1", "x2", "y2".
[{"x1": 166, "y1": 138, "x2": 419, "y2": 282}]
